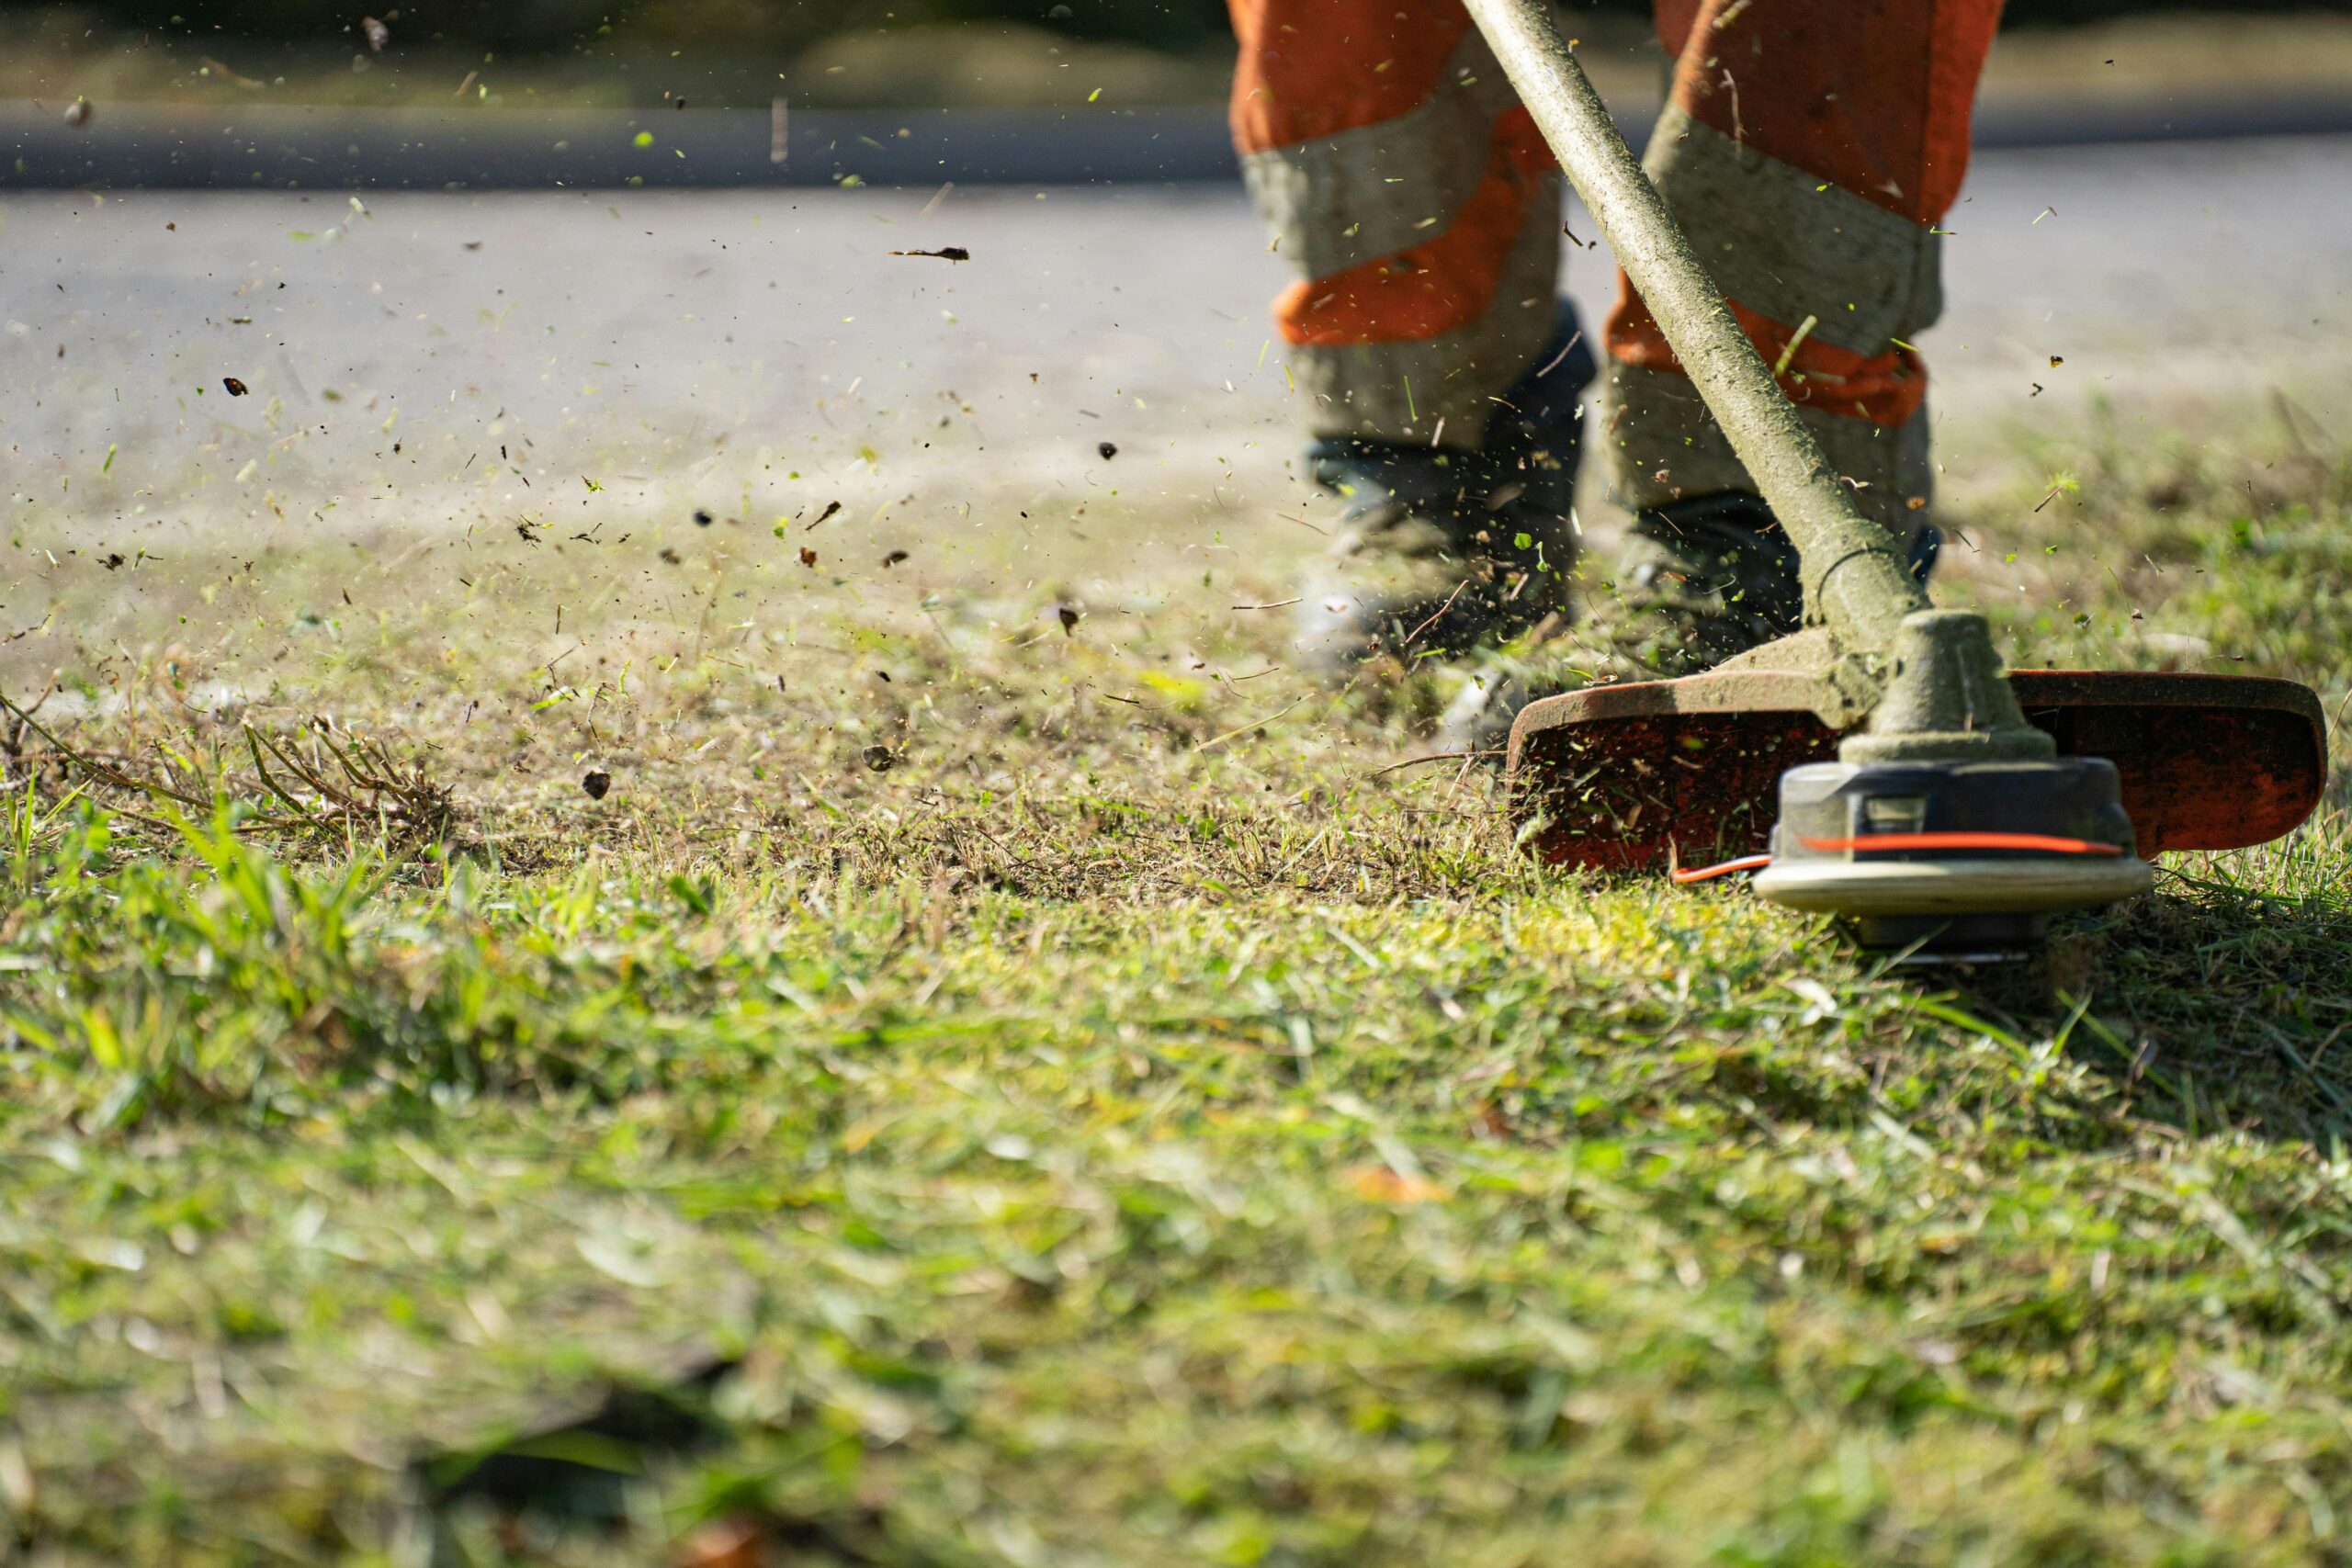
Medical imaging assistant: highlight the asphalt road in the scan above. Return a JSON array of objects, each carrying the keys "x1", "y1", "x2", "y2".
[
  {"x1": 13, "y1": 94, "x2": 2352, "y2": 191},
  {"x1": 6, "y1": 133, "x2": 2350, "y2": 579}
]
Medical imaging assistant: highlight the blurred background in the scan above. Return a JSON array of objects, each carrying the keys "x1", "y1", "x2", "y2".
[
  {"x1": 6, "y1": 0, "x2": 2352, "y2": 126},
  {"x1": 4, "y1": 0, "x2": 2350, "y2": 704},
  {"x1": 6, "y1": 0, "x2": 2352, "y2": 96}
]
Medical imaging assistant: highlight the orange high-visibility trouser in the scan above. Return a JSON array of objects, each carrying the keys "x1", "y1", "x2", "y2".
[{"x1": 1228, "y1": 0, "x2": 2002, "y2": 530}]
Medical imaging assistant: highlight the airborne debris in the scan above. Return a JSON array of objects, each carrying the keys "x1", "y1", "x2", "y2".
[
  {"x1": 1057, "y1": 604, "x2": 1081, "y2": 635},
  {"x1": 881, "y1": 549, "x2": 909, "y2": 567},
  {"x1": 581, "y1": 769, "x2": 612, "y2": 800},
  {"x1": 693, "y1": 508, "x2": 714, "y2": 526},
  {"x1": 63, "y1": 98, "x2": 91, "y2": 129},
  {"x1": 361, "y1": 16, "x2": 391, "y2": 51},
  {"x1": 888, "y1": 247, "x2": 970, "y2": 262},
  {"x1": 798, "y1": 547, "x2": 817, "y2": 568},
  {"x1": 805, "y1": 501, "x2": 842, "y2": 531},
  {"x1": 1097, "y1": 442, "x2": 1118, "y2": 460},
  {"x1": 221, "y1": 377, "x2": 249, "y2": 397},
  {"x1": 863, "y1": 745, "x2": 897, "y2": 773}
]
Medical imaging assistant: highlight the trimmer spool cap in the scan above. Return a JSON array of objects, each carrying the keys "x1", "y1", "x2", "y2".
[{"x1": 1751, "y1": 754, "x2": 2154, "y2": 951}]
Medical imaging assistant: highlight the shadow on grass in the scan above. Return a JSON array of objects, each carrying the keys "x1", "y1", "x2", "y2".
[
  {"x1": 398, "y1": 1352, "x2": 895, "y2": 1568},
  {"x1": 1940, "y1": 876, "x2": 2352, "y2": 1146}
]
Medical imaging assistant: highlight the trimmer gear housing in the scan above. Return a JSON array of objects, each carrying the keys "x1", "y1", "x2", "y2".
[{"x1": 1753, "y1": 755, "x2": 2153, "y2": 952}]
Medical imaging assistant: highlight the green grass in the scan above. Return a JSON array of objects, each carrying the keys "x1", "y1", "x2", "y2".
[{"x1": 7, "y1": 402, "x2": 2352, "y2": 1565}]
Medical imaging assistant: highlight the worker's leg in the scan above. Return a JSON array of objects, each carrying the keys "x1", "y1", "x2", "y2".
[
  {"x1": 1603, "y1": 0, "x2": 2003, "y2": 541},
  {"x1": 1229, "y1": 0, "x2": 1595, "y2": 665}
]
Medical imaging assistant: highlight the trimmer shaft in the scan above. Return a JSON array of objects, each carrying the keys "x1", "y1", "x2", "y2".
[{"x1": 1752, "y1": 756, "x2": 2155, "y2": 951}]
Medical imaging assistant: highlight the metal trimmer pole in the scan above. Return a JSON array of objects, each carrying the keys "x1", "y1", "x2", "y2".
[{"x1": 1459, "y1": 0, "x2": 2049, "y2": 760}]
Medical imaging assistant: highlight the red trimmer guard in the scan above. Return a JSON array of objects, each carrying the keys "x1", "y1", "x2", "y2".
[{"x1": 1508, "y1": 670, "x2": 2327, "y2": 871}]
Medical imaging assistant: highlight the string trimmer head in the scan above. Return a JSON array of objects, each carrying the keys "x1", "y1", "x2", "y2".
[{"x1": 1509, "y1": 654, "x2": 2324, "y2": 950}]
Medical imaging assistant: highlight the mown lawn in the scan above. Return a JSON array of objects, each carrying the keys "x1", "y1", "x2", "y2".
[{"x1": 6, "y1": 406, "x2": 2352, "y2": 1565}]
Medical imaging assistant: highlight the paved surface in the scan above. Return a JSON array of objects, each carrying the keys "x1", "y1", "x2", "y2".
[
  {"x1": 1, "y1": 101, "x2": 1245, "y2": 190},
  {"x1": 6, "y1": 134, "x2": 2350, "y2": 579}
]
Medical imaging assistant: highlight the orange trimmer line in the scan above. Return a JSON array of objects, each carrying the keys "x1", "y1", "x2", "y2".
[
  {"x1": 1673, "y1": 832, "x2": 2122, "y2": 887},
  {"x1": 1798, "y1": 832, "x2": 2124, "y2": 857},
  {"x1": 1671, "y1": 854, "x2": 1774, "y2": 886}
]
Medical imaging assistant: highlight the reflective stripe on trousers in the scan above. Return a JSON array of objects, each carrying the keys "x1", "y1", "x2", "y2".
[{"x1": 1226, "y1": 0, "x2": 2002, "y2": 524}]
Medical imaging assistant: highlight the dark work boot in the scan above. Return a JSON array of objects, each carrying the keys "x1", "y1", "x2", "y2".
[
  {"x1": 1293, "y1": 308, "x2": 1596, "y2": 671},
  {"x1": 1436, "y1": 492, "x2": 1940, "y2": 752}
]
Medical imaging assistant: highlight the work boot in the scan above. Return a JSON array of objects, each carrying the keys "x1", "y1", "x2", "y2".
[
  {"x1": 1293, "y1": 311, "x2": 1596, "y2": 671},
  {"x1": 1436, "y1": 493, "x2": 1940, "y2": 753}
]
